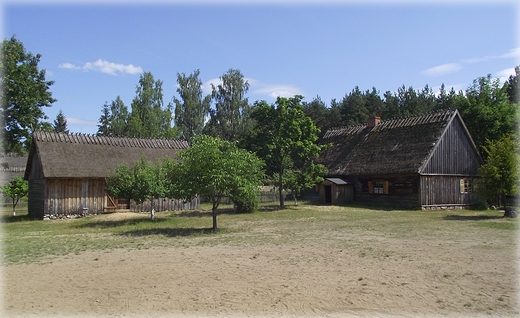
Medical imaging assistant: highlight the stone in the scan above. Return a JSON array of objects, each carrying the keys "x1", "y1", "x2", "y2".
[{"x1": 504, "y1": 207, "x2": 517, "y2": 218}]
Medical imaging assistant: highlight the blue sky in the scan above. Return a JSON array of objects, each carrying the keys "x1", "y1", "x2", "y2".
[{"x1": 2, "y1": 0, "x2": 519, "y2": 134}]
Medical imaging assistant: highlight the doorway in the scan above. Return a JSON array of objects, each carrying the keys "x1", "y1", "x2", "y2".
[{"x1": 325, "y1": 185, "x2": 332, "y2": 204}]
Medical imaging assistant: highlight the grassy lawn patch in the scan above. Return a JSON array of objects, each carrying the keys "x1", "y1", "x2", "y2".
[{"x1": 1, "y1": 203, "x2": 516, "y2": 265}]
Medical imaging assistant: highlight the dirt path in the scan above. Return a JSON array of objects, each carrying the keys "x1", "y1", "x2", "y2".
[
  {"x1": 3, "y1": 238, "x2": 518, "y2": 317},
  {"x1": 3, "y1": 211, "x2": 519, "y2": 317}
]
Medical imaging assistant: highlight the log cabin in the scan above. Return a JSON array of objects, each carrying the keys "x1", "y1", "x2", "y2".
[
  {"x1": 24, "y1": 131, "x2": 197, "y2": 218},
  {"x1": 316, "y1": 109, "x2": 483, "y2": 209}
]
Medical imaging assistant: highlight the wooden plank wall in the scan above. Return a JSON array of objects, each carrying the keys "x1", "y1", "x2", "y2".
[
  {"x1": 45, "y1": 178, "x2": 106, "y2": 215},
  {"x1": 420, "y1": 175, "x2": 481, "y2": 208},
  {"x1": 355, "y1": 192, "x2": 419, "y2": 208},
  {"x1": 422, "y1": 117, "x2": 481, "y2": 175},
  {"x1": 28, "y1": 179, "x2": 45, "y2": 218},
  {"x1": 318, "y1": 182, "x2": 353, "y2": 204}
]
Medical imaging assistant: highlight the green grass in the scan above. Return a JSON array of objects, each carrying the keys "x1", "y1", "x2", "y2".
[{"x1": 1, "y1": 203, "x2": 517, "y2": 265}]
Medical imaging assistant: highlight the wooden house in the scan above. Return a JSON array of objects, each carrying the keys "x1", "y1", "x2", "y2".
[
  {"x1": 316, "y1": 110, "x2": 483, "y2": 209},
  {"x1": 24, "y1": 131, "x2": 197, "y2": 218}
]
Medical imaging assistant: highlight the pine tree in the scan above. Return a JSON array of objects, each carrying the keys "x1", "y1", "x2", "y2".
[{"x1": 53, "y1": 109, "x2": 69, "y2": 133}]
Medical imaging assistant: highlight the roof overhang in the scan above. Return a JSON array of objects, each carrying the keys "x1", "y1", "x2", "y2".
[{"x1": 324, "y1": 177, "x2": 352, "y2": 185}]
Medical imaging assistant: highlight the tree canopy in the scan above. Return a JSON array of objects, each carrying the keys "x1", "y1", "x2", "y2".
[
  {"x1": 128, "y1": 72, "x2": 177, "y2": 139},
  {"x1": 1, "y1": 35, "x2": 56, "y2": 154},
  {"x1": 169, "y1": 135, "x2": 264, "y2": 230},
  {"x1": 106, "y1": 157, "x2": 166, "y2": 220},
  {"x1": 247, "y1": 96, "x2": 327, "y2": 208},
  {"x1": 97, "y1": 96, "x2": 129, "y2": 137},
  {"x1": 204, "y1": 69, "x2": 251, "y2": 142},
  {"x1": 458, "y1": 74, "x2": 518, "y2": 154},
  {"x1": 173, "y1": 69, "x2": 211, "y2": 144},
  {"x1": 1, "y1": 176, "x2": 28, "y2": 216},
  {"x1": 53, "y1": 109, "x2": 69, "y2": 133},
  {"x1": 477, "y1": 134, "x2": 519, "y2": 208},
  {"x1": 97, "y1": 73, "x2": 179, "y2": 139}
]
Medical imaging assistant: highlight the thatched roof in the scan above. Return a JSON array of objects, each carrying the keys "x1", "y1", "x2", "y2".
[
  {"x1": 25, "y1": 131, "x2": 188, "y2": 179},
  {"x1": 317, "y1": 109, "x2": 476, "y2": 176}
]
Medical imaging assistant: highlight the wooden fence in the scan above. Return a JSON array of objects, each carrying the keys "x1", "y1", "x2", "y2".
[
  {"x1": 130, "y1": 196, "x2": 200, "y2": 212},
  {"x1": 200, "y1": 190, "x2": 317, "y2": 205}
]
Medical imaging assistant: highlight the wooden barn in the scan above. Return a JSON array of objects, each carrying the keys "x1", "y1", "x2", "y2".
[
  {"x1": 24, "y1": 131, "x2": 198, "y2": 218},
  {"x1": 316, "y1": 109, "x2": 483, "y2": 209}
]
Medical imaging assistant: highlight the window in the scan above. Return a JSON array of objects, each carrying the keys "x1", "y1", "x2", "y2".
[
  {"x1": 368, "y1": 180, "x2": 389, "y2": 194},
  {"x1": 460, "y1": 179, "x2": 473, "y2": 194},
  {"x1": 374, "y1": 181, "x2": 384, "y2": 194}
]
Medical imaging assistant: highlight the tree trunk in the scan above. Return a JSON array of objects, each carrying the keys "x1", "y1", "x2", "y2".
[
  {"x1": 212, "y1": 207, "x2": 218, "y2": 231},
  {"x1": 13, "y1": 197, "x2": 19, "y2": 216},
  {"x1": 150, "y1": 199, "x2": 155, "y2": 221},
  {"x1": 279, "y1": 166, "x2": 285, "y2": 209},
  {"x1": 212, "y1": 198, "x2": 218, "y2": 231}
]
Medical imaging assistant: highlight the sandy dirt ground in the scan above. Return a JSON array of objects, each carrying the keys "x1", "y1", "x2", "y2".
[{"x1": 2, "y1": 212, "x2": 519, "y2": 318}]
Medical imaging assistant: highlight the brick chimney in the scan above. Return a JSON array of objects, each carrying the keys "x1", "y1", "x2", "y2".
[{"x1": 368, "y1": 116, "x2": 381, "y2": 128}]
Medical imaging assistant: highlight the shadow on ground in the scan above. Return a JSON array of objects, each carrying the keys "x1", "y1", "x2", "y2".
[
  {"x1": 75, "y1": 218, "x2": 169, "y2": 229},
  {"x1": 443, "y1": 214, "x2": 504, "y2": 221},
  {"x1": 119, "y1": 227, "x2": 215, "y2": 237},
  {"x1": 0, "y1": 214, "x2": 36, "y2": 223}
]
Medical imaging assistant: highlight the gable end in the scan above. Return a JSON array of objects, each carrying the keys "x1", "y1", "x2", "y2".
[{"x1": 420, "y1": 112, "x2": 481, "y2": 176}]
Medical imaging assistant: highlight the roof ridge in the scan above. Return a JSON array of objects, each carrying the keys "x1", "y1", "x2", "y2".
[
  {"x1": 323, "y1": 110, "x2": 455, "y2": 137},
  {"x1": 32, "y1": 131, "x2": 188, "y2": 149}
]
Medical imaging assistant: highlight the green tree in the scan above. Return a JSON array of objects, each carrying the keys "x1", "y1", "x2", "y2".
[
  {"x1": 281, "y1": 163, "x2": 327, "y2": 206},
  {"x1": 506, "y1": 66, "x2": 519, "y2": 105},
  {"x1": 168, "y1": 135, "x2": 264, "y2": 230},
  {"x1": 127, "y1": 72, "x2": 177, "y2": 139},
  {"x1": 97, "y1": 97, "x2": 129, "y2": 137},
  {"x1": 338, "y1": 86, "x2": 370, "y2": 126},
  {"x1": 477, "y1": 134, "x2": 519, "y2": 209},
  {"x1": 337, "y1": 87, "x2": 385, "y2": 126},
  {"x1": 106, "y1": 158, "x2": 166, "y2": 220},
  {"x1": 97, "y1": 102, "x2": 111, "y2": 136},
  {"x1": 204, "y1": 69, "x2": 251, "y2": 142},
  {"x1": 302, "y1": 96, "x2": 342, "y2": 137},
  {"x1": 459, "y1": 74, "x2": 518, "y2": 152},
  {"x1": 435, "y1": 84, "x2": 467, "y2": 111},
  {"x1": 173, "y1": 69, "x2": 211, "y2": 144},
  {"x1": 1, "y1": 35, "x2": 56, "y2": 154},
  {"x1": 37, "y1": 121, "x2": 54, "y2": 132},
  {"x1": 106, "y1": 164, "x2": 134, "y2": 200},
  {"x1": 247, "y1": 96, "x2": 327, "y2": 209},
  {"x1": 364, "y1": 87, "x2": 385, "y2": 119},
  {"x1": 1, "y1": 176, "x2": 28, "y2": 216},
  {"x1": 110, "y1": 96, "x2": 130, "y2": 137},
  {"x1": 53, "y1": 109, "x2": 69, "y2": 133}
]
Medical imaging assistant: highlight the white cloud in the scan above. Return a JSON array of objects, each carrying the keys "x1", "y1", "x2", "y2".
[
  {"x1": 202, "y1": 78, "x2": 222, "y2": 95},
  {"x1": 66, "y1": 117, "x2": 98, "y2": 126},
  {"x1": 496, "y1": 67, "x2": 517, "y2": 84},
  {"x1": 59, "y1": 59, "x2": 143, "y2": 76},
  {"x1": 461, "y1": 47, "x2": 520, "y2": 64},
  {"x1": 491, "y1": 47, "x2": 520, "y2": 60},
  {"x1": 424, "y1": 47, "x2": 520, "y2": 79},
  {"x1": 420, "y1": 63, "x2": 463, "y2": 77},
  {"x1": 252, "y1": 84, "x2": 304, "y2": 99},
  {"x1": 58, "y1": 62, "x2": 81, "y2": 70}
]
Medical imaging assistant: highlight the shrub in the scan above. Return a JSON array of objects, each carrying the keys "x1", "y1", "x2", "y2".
[{"x1": 231, "y1": 187, "x2": 259, "y2": 214}]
